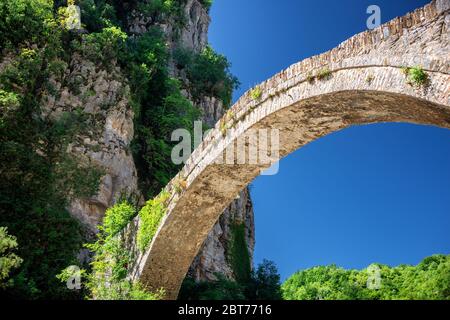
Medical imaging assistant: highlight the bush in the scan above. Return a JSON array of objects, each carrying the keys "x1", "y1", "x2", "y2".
[
  {"x1": 82, "y1": 201, "x2": 161, "y2": 300},
  {"x1": 316, "y1": 67, "x2": 332, "y2": 81},
  {"x1": 0, "y1": 227, "x2": 23, "y2": 289},
  {"x1": 229, "y1": 223, "x2": 252, "y2": 285},
  {"x1": 80, "y1": 26, "x2": 127, "y2": 65},
  {"x1": 180, "y1": 260, "x2": 282, "y2": 300},
  {"x1": 101, "y1": 202, "x2": 136, "y2": 237},
  {"x1": 0, "y1": 0, "x2": 55, "y2": 48},
  {"x1": 250, "y1": 86, "x2": 262, "y2": 100},
  {"x1": 125, "y1": 30, "x2": 200, "y2": 198},
  {"x1": 175, "y1": 46, "x2": 240, "y2": 107},
  {"x1": 179, "y1": 274, "x2": 245, "y2": 300},
  {"x1": 246, "y1": 260, "x2": 282, "y2": 300},
  {"x1": 199, "y1": 0, "x2": 213, "y2": 12},
  {"x1": 402, "y1": 66, "x2": 428, "y2": 87},
  {"x1": 0, "y1": 1, "x2": 102, "y2": 298}
]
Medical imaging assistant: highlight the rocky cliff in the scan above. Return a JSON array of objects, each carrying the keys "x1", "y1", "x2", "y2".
[
  {"x1": 42, "y1": 53, "x2": 140, "y2": 232},
  {"x1": 48, "y1": 0, "x2": 255, "y2": 281}
]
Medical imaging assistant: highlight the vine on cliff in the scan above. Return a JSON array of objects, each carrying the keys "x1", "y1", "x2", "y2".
[{"x1": 229, "y1": 223, "x2": 252, "y2": 286}]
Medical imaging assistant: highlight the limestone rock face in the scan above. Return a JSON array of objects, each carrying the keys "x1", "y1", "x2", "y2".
[
  {"x1": 42, "y1": 53, "x2": 140, "y2": 233},
  {"x1": 178, "y1": 0, "x2": 210, "y2": 52},
  {"x1": 128, "y1": 0, "x2": 209, "y2": 53}
]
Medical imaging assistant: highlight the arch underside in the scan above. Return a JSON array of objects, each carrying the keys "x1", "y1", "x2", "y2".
[{"x1": 134, "y1": 89, "x2": 450, "y2": 299}]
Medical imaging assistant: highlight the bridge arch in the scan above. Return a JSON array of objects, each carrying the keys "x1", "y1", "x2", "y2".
[{"x1": 125, "y1": 1, "x2": 449, "y2": 299}]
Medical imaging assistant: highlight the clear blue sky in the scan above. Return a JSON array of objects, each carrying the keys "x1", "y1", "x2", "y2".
[{"x1": 208, "y1": 0, "x2": 450, "y2": 281}]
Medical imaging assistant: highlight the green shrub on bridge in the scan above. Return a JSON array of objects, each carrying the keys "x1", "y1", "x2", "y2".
[
  {"x1": 402, "y1": 66, "x2": 428, "y2": 87},
  {"x1": 137, "y1": 191, "x2": 171, "y2": 252}
]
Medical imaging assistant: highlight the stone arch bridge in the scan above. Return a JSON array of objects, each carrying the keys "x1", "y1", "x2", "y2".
[{"x1": 124, "y1": 1, "x2": 450, "y2": 299}]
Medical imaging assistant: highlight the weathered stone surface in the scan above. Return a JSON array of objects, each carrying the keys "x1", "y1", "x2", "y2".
[
  {"x1": 41, "y1": 53, "x2": 140, "y2": 232},
  {"x1": 126, "y1": 1, "x2": 450, "y2": 299},
  {"x1": 128, "y1": 0, "x2": 209, "y2": 53},
  {"x1": 187, "y1": 93, "x2": 255, "y2": 282}
]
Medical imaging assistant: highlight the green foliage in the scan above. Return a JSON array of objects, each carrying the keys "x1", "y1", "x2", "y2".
[
  {"x1": 0, "y1": 0, "x2": 55, "y2": 49},
  {"x1": 180, "y1": 260, "x2": 282, "y2": 300},
  {"x1": 137, "y1": 191, "x2": 170, "y2": 252},
  {"x1": 53, "y1": 155, "x2": 104, "y2": 199},
  {"x1": 75, "y1": 0, "x2": 120, "y2": 32},
  {"x1": 82, "y1": 201, "x2": 162, "y2": 300},
  {"x1": 124, "y1": 28, "x2": 169, "y2": 107},
  {"x1": 174, "y1": 46, "x2": 240, "y2": 107},
  {"x1": 0, "y1": 227, "x2": 23, "y2": 289},
  {"x1": 0, "y1": 0, "x2": 234, "y2": 300},
  {"x1": 246, "y1": 260, "x2": 282, "y2": 300},
  {"x1": 179, "y1": 274, "x2": 245, "y2": 300},
  {"x1": 316, "y1": 67, "x2": 332, "y2": 81},
  {"x1": 78, "y1": 26, "x2": 127, "y2": 66},
  {"x1": 218, "y1": 109, "x2": 234, "y2": 136},
  {"x1": 306, "y1": 72, "x2": 315, "y2": 84},
  {"x1": 124, "y1": 29, "x2": 200, "y2": 198},
  {"x1": 138, "y1": 0, "x2": 188, "y2": 30},
  {"x1": 199, "y1": 0, "x2": 213, "y2": 11},
  {"x1": 101, "y1": 202, "x2": 136, "y2": 237},
  {"x1": 0, "y1": 90, "x2": 21, "y2": 129},
  {"x1": 250, "y1": 86, "x2": 262, "y2": 101},
  {"x1": 282, "y1": 255, "x2": 450, "y2": 300},
  {"x1": 229, "y1": 223, "x2": 252, "y2": 286},
  {"x1": 402, "y1": 66, "x2": 428, "y2": 87},
  {"x1": 0, "y1": 0, "x2": 103, "y2": 299}
]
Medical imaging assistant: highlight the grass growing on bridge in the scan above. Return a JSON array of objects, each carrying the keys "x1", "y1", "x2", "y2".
[
  {"x1": 137, "y1": 191, "x2": 171, "y2": 252},
  {"x1": 401, "y1": 66, "x2": 428, "y2": 87},
  {"x1": 250, "y1": 86, "x2": 262, "y2": 100}
]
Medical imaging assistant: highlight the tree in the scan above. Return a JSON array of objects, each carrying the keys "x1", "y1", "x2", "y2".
[
  {"x1": 0, "y1": 227, "x2": 22, "y2": 289},
  {"x1": 178, "y1": 274, "x2": 245, "y2": 300},
  {"x1": 281, "y1": 255, "x2": 450, "y2": 300},
  {"x1": 246, "y1": 260, "x2": 282, "y2": 300},
  {"x1": 179, "y1": 260, "x2": 283, "y2": 300}
]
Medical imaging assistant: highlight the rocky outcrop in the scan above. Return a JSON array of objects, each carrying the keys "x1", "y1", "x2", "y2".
[
  {"x1": 41, "y1": 53, "x2": 140, "y2": 233},
  {"x1": 128, "y1": 0, "x2": 209, "y2": 53}
]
